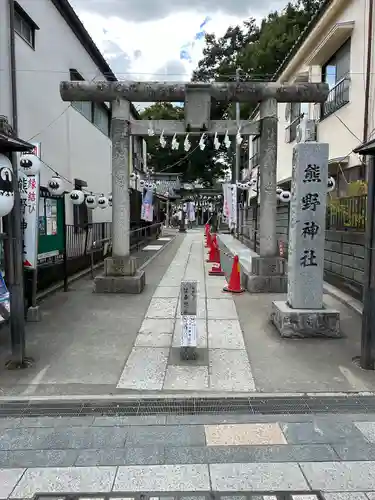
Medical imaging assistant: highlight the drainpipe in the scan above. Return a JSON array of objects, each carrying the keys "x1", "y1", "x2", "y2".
[
  {"x1": 6, "y1": 0, "x2": 27, "y2": 368},
  {"x1": 363, "y1": 0, "x2": 373, "y2": 144}
]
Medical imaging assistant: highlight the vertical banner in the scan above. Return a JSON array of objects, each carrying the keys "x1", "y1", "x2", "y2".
[
  {"x1": 18, "y1": 142, "x2": 41, "y2": 270},
  {"x1": 230, "y1": 183, "x2": 237, "y2": 229},
  {"x1": 141, "y1": 188, "x2": 153, "y2": 222}
]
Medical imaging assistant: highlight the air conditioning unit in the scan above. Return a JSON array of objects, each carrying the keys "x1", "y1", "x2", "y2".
[{"x1": 296, "y1": 118, "x2": 316, "y2": 143}]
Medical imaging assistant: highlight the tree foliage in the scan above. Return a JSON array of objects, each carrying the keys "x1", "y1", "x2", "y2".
[{"x1": 142, "y1": 0, "x2": 324, "y2": 184}]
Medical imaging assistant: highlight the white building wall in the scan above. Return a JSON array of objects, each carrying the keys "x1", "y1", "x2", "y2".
[
  {"x1": 0, "y1": 1, "x2": 12, "y2": 123},
  {"x1": 276, "y1": 0, "x2": 373, "y2": 184}
]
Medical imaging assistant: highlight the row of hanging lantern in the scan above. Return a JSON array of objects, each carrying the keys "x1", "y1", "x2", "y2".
[{"x1": 149, "y1": 127, "x2": 244, "y2": 153}]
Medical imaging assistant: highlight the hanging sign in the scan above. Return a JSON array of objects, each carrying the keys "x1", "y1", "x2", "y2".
[
  {"x1": 19, "y1": 142, "x2": 41, "y2": 269},
  {"x1": 0, "y1": 271, "x2": 10, "y2": 322}
]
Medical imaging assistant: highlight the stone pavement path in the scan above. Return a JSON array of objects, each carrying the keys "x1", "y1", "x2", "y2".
[
  {"x1": 2, "y1": 412, "x2": 375, "y2": 497},
  {"x1": 116, "y1": 231, "x2": 255, "y2": 392}
]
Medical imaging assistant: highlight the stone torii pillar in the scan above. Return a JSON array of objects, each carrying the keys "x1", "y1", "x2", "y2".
[{"x1": 60, "y1": 80, "x2": 329, "y2": 294}]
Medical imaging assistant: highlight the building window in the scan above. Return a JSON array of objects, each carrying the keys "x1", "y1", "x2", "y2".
[
  {"x1": 321, "y1": 38, "x2": 351, "y2": 119},
  {"x1": 73, "y1": 179, "x2": 91, "y2": 228},
  {"x1": 14, "y1": 2, "x2": 39, "y2": 48},
  {"x1": 285, "y1": 102, "x2": 304, "y2": 143},
  {"x1": 69, "y1": 69, "x2": 110, "y2": 136}
]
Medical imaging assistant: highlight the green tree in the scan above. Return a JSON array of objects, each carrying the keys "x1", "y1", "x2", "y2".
[{"x1": 140, "y1": 102, "x2": 227, "y2": 186}]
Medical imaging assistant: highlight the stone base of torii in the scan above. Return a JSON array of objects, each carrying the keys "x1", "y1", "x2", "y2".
[{"x1": 59, "y1": 80, "x2": 329, "y2": 295}]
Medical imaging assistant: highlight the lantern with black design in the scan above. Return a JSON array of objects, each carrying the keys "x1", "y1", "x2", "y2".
[
  {"x1": 97, "y1": 194, "x2": 109, "y2": 209},
  {"x1": 0, "y1": 154, "x2": 14, "y2": 217},
  {"x1": 19, "y1": 153, "x2": 42, "y2": 176},
  {"x1": 69, "y1": 189, "x2": 85, "y2": 205},
  {"x1": 85, "y1": 193, "x2": 97, "y2": 209},
  {"x1": 47, "y1": 175, "x2": 64, "y2": 196}
]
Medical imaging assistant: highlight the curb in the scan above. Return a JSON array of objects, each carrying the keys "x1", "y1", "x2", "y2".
[
  {"x1": 323, "y1": 282, "x2": 363, "y2": 316},
  {"x1": 0, "y1": 390, "x2": 374, "y2": 403}
]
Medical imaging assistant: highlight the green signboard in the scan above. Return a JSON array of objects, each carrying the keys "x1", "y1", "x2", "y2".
[{"x1": 37, "y1": 188, "x2": 64, "y2": 265}]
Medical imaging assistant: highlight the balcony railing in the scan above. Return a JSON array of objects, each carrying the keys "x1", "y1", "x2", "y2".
[
  {"x1": 326, "y1": 194, "x2": 367, "y2": 231},
  {"x1": 321, "y1": 77, "x2": 350, "y2": 120}
]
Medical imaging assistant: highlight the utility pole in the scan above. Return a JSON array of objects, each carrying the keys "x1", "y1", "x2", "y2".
[
  {"x1": 235, "y1": 67, "x2": 241, "y2": 237},
  {"x1": 6, "y1": 0, "x2": 30, "y2": 369}
]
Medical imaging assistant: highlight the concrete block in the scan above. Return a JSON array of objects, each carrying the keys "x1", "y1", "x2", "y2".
[
  {"x1": 104, "y1": 255, "x2": 137, "y2": 276},
  {"x1": 26, "y1": 306, "x2": 41, "y2": 322},
  {"x1": 246, "y1": 275, "x2": 287, "y2": 293},
  {"x1": 93, "y1": 270, "x2": 145, "y2": 294},
  {"x1": 251, "y1": 255, "x2": 286, "y2": 276},
  {"x1": 271, "y1": 300, "x2": 341, "y2": 338}
]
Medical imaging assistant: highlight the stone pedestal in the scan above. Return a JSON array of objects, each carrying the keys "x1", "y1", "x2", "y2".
[
  {"x1": 271, "y1": 301, "x2": 341, "y2": 338},
  {"x1": 94, "y1": 256, "x2": 145, "y2": 294},
  {"x1": 246, "y1": 255, "x2": 287, "y2": 293}
]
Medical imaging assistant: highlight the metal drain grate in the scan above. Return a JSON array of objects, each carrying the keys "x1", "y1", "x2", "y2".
[
  {"x1": 34, "y1": 491, "x2": 325, "y2": 500},
  {"x1": 1, "y1": 395, "x2": 375, "y2": 418}
]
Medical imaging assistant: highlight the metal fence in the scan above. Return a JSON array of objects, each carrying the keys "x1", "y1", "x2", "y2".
[
  {"x1": 326, "y1": 194, "x2": 367, "y2": 232},
  {"x1": 34, "y1": 221, "x2": 162, "y2": 293}
]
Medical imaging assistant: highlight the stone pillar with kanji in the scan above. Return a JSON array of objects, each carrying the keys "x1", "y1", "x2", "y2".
[{"x1": 271, "y1": 142, "x2": 340, "y2": 338}]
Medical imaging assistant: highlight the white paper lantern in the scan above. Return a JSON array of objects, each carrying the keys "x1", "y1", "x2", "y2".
[
  {"x1": 279, "y1": 190, "x2": 291, "y2": 203},
  {"x1": 85, "y1": 194, "x2": 97, "y2": 209},
  {"x1": 139, "y1": 179, "x2": 145, "y2": 187},
  {"x1": 47, "y1": 175, "x2": 64, "y2": 196},
  {"x1": 108, "y1": 194, "x2": 112, "y2": 207},
  {"x1": 327, "y1": 176, "x2": 336, "y2": 193},
  {"x1": 276, "y1": 187, "x2": 283, "y2": 195},
  {"x1": 0, "y1": 155, "x2": 14, "y2": 217},
  {"x1": 130, "y1": 172, "x2": 137, "y2": 181},
  {"x1": 246, "y1": 181, "x2": 252, "y2": 189},
  {"x1": 98, "y1": 194, "x2": 109, "y2": 209},
  {"x1": 19, "y1": 153, "x2": 41, "y2": 175},
  {"x1": 69, "y1": 189, "x2": 84, "y2": 205}
]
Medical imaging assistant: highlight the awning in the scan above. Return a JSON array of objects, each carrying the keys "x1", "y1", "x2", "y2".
[
  {"x1": 354, "y1": 138, "x2": 375, "y2": 156},
  {"x1": 328, "y1": 156, "x2": 349, "y2": 165},
  {"x1": 0, "y1": 132, "x2": 35, "y2": 153},
  {"x1": 305, "y1": 21, "x2": 354, "y2": 66}
]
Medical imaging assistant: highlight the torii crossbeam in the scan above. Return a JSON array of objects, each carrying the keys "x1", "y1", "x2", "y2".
[{"x1": 59, "y1": 80, "x2": 329, "y2": 294}]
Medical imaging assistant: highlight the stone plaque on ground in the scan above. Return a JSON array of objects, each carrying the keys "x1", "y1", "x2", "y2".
[{"x1": 180, "y1": 280, "x2": 198, "y2": 358}]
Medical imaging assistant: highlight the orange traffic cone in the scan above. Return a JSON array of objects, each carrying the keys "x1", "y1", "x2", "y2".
[
  {"x1": 209, "y1": 240, "x2": 225, "y2": 276},
  {"x1": 223, "y1": 255, "x2": 244, "y2": 293},
  {"x1": 204, "y1": 223, "x2": 209, "y2": 239},
  {"x1": 206, "y1": 234, "x2": 217, "y2": 263},
  {"x1": 205, "y1": 230, "x2": 212, "y2": 249}
]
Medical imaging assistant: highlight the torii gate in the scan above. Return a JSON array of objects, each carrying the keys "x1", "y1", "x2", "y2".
[{"x1": 60, "y1": 80, "x2": 329, "y2": 294}]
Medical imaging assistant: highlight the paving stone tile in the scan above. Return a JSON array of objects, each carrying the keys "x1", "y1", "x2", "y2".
[
  {"x1": 135, "y1": 332, "x2": 173, "y2": 347},
  {"x1": 76, "y1": 446, "x2": 164, "y2": 466},
  {"x1": 366, "y1": 494, "x2": 375, "y2": 499},
  {"x1": 172, "y1": 319, "x2": 207, "y2": 348},
  {"x1": 0, "y1": 428, "x2": 38, "y2": 450},
  {"x1": 207, "y1": 299, "x2": 238, "y2": 319},
  {"x1": 0, "y1": 449, "x2": 78, "y2": 468},
  {"x1": 0, "y1": 418, "x2": 23, "y2": 430},
  {"x1": 153, "y1": 287, "x2": 181, "y2": 298},
  {"x1": 0, "y1": 468, "x2": 25, "y2": 499},
  {"x1": 323, "y1": 494, "x2": 368, "y2": 499},
  {"x1": 164, "y1": 444, "x2": 337, "y2": 464},
  {"x1": 93, "y1": 416, "x2": 166, "y2": 426},
  {"x1": 333, "y1": 442, "x2": 375, "y2": 461},
  {"x1": 19, "y1": 416, "x2": 95, "y2": 427},
  {"x1": 11, "y1": 466, "x2": 116, "y2": 498},
  {"x1": 206, "y1": 286, "x2": 232, "y2": 299},
  {"x1": 207, "y1": 319, "x2": 245, "y2": 349},
  {"x1": 281, "y1": 421, "x2": 366, "y2": 444},
  {"x1": 146, "y1": 298, "x2": 178, "y2": 318},
  {"x1": 355, "y1": 422, "x2": 375, "y2": 443},
  {"x1": 113, "y1": 464, "x2": 210, "y2": 491},
  {"x1": 210, "y1": 462, "x2": 308, "y2": 490},
  {"x1": 209, "y1": 349, "x2": 255, "y2": 392},
  {"x1": 126, "y1": 425, "x2": 205, "y2": 447},
  {"x1": 205, "y1": 423, "x2": 286, "y2": 446},
  {"x1": 26, "y1": 426, "x2": 127, "y2": 450},
  {"x1": 300, "y1": 461, "x2": 375, "y2": 491},
  {"x1": 139, "y1": 318, "x2": 175, "y2": 334},
  {"x1": 163, "y1": 365, "x2": 209, "y2": 390},
  {"x1": 116, "y1": 347, "x2": 169, "y2": 390}
]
